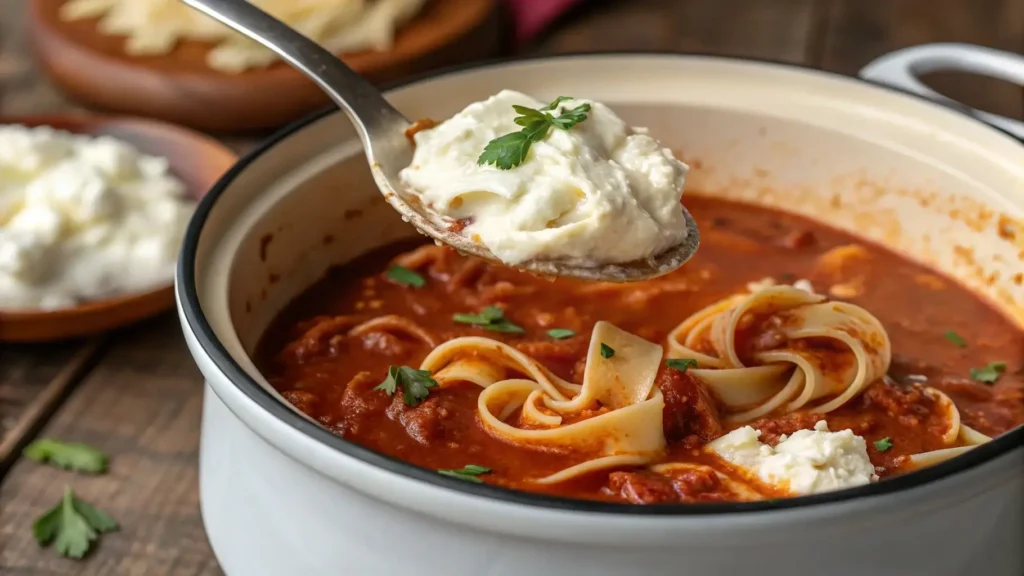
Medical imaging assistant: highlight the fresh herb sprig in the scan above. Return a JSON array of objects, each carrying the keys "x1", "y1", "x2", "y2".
[
  {"x1": 943, "y1": 330, "x2": 967, "y2": 348},
  {"x1": 970, "y1": 361, "x2": 1006, "y2": 384},
  {"x1": 665, "y1": 358, "x2": 698, "y2": 373},
  {"x1": 453, "y1": 306, "x2": 524, "y2": 334},
  {"x1": 23, "y1": 439, "x2": 108, "y2": 475},
  {"x1": 478, "y1": 96, "x2": 592, "y2": 170},
  {"x1": 385, "y1": 265, "x2": 425, "y2": 288},
  {"x1": 546, "y1": 328, "x2": 575, "y2": 340},
  {"x1": 34, "y1": 487, "x2": 118, "y2": 560},
  {"x1": 437, "y1": 465, "x2": 492, "y2": 483},
  {"x1": 873, "y1": 437, "x2": 893, "y2": 452},
  {"x1": 600, "y1": 343, "x2": 615, "y2": 359},
  {"x1": 375, "y1": 365, "x2": 439, "y2": 407}
]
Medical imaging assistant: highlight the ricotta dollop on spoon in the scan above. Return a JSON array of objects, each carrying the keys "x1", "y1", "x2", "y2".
[{"x1": 398, "y1": 90, "x2": 692, "y2": 269}]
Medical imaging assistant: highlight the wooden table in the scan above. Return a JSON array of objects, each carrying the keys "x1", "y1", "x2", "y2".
[{"x1": 1, "y1": 0, "x2": 1022, "y2": 573}]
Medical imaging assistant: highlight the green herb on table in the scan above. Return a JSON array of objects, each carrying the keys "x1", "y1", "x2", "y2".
[
  {"x1": 437, "y1": 465, "x2": 492, "y2": 483},
  {"x1": 600, "y1": 343, "x2": 615, "y2": 359},
  {"x1": 943, "y1": 330, "x2": 967, "y2": 348},
  {"x1": 665, "y1": 358, "x2": 699, "y2": 373},
  {"x1": 385, "y1": 265, "x2": 425, "y2": 288},
  {"x1": 546, "y1": 328, "x2": 575, "y2": 340},
  {"x1": 970, "y1": 361, "x2": 1006, "y2": 384},
  {"x1": 33, "y1": 486, "x2": 118, "y2": 559},
  {"x1": 873, "y1": 437, "x2": 893, "y2": 452},
  {"x1": 453, "y1": 306, "x2": 525, "y2": 334},
  {"x1": 477, "y1": 96, "x2": 592, "y2": 170},
  {"x1": 375, "y1": 365, "x2": 438, "y2": 407},
  {"x1": 23, "y1": 439, "x2": 107, "y2": 475}
]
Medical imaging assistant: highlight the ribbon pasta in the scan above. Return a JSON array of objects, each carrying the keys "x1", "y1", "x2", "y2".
[
  {"x1": 420, "y1": 321, "x2": 667, "y2": 484},
  {"x1": 667, "y1": 283, "x2": 892, "y2": 423},
  {"x1": 904, "y1": 388, "x2": 992, "y2": 469}
]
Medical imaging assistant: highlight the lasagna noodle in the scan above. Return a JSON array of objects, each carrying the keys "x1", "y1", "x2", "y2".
[
  {"x1": 667, "y1": 284, "x2": 892, "y2": 422},
  {"x1": 420, "y1": 321, "x2": 667, "y2": 484},
  {"x1": 905, "y1": 388, "x2": 992, "y2": 468}
]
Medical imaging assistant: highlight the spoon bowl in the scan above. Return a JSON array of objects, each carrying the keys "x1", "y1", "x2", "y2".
[{"x1": 183, "y1": 0, "x2": 699, "y2": 282}]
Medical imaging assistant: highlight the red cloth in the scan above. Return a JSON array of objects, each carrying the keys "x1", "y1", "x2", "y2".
[{"x1": 505, "y1": 0, "x2": 588, "y2": 44}]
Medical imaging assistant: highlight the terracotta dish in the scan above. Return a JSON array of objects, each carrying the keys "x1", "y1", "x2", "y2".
[
  {"x1": 28, "y1": 0, "x2": 500, "y2": 132},
  {"x1": 0, "y1": 114, "x2": 236, "y2": 342}
]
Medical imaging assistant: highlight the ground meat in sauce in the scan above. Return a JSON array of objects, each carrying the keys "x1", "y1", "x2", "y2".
[
  {"x1": 609, "y1": 467, "x2": 725, "y2": 504},
  {"x1": 659, "y1": 368, "x2": 724, "y2": 444},
  {"x1": 385, "y1": 394, "x2": 455, "y2": 445}
]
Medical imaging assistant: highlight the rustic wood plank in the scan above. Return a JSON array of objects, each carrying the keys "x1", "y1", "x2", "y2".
[
  {"x1": 822, "y1": 0, "x2": 1024, "y2": 121},
  {"x1": 535, "y1": 0, "x2": 822, "y2": 65},
  {"x1": 0, "y1": 314, "x2": 222, "y2": 575},
  {"x1": 0, "y1": 339, "x2": 107, "y2": 478}
]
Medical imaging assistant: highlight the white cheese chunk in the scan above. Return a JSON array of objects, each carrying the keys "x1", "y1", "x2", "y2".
[
  {"x1": 0, "y1": 124, "x2": 194, "y2": 311},
  {"x1": 398, "y1": 90, "x2": 691, "y2": 267},
  {"x1": 708, "y1": 420, "x2": 878, "y2": 495}
]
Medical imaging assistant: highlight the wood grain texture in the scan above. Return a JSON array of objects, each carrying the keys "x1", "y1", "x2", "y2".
[
  {"x1": 0, "y1": 315, "x2": 219, "y2": 575},
  {"x1": 535, "y1": 0, "x2": 821, "y2": 63},
  {"x1": 2, "y1": 0, "x2": 1023, "y2": 574},
  {"x1": 822, "y1": 0, "x2": 1024, "y2": 120}
]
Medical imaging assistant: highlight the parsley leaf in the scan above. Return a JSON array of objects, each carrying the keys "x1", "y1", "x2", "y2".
[
  {"x1": 437, "y1": 465, "x2": 492, "y2": 483},
  {"x1": 970, "y1": 361, "x2": 1006, "y2": 384},
  {"x1": 546, "y1": 328, "x2": 575, "y2": 340},
  {"x1": 23, "y1": 439, "x2": 107, "y2": 474},
  {"x1": 452, "y1": 306, "x2": 525, "y2": 334},
  {"x1": 600, "y1": 343, "x2": 615, "y2": 359},
  {"x1": 477, "y1": 96, "x2": 592, "y2": 170},
  {"x1": 540, "y1": 96, "x2": 572, "y2": 111},
  {"x1": 665, "y1": 358, "x2": 699, "y2": 373},
  {"x1": 385, "y1": 265, "x2": 425, "y2": 288},
  {"x1": 374, "y1": 365, "x2": 439, "y2": 407},
  {"x1": 34, "y1": 486, "x2": 118, "y2": 559},
  {"x1": 873, "y1": 437, "x2": 893, "y2": 452},
  {"x1": 943, "y1": 330, "x2": 967, "y2": 348}
]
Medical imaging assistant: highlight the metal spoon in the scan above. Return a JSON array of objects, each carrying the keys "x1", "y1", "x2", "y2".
[{"x1": 182, "y1": 0, "x2": 700, "y2": 282}]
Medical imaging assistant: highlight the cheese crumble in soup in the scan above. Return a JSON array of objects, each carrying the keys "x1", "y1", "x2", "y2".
[{"x1": 256, "y1": 197, "x2": 1024, "y2": 504}]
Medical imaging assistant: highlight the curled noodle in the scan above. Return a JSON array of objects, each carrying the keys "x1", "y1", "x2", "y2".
[
  {"x1": 904, "y1": 387, "x2": 992, "y2": 469},
  {"x1": 420, "y1": 321, "x2": 667, "y2": 484},
  {"x1": 667, "y1": 284, "x2": 892, "y2": 422}
]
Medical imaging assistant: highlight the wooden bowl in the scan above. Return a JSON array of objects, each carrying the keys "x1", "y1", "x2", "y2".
[
  {"x1": 28, "y1": 0, "x2": 501, "y2": 133},
  {"x1": 0, "y1": 114, "x2": 237, "y2": 342}
]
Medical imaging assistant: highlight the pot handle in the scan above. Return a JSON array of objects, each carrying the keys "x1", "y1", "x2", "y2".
[{"x1": 859, "y1": 43, "x2": 1024, "y2": 140}]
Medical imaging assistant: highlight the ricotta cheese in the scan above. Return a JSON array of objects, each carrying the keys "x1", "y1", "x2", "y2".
[
  {"x1": 398, "y1": 90, "x2": 691, "y2": 267},
  {"x1": 0, "y1": 125, "x2": 194, "y2": 311},
  {"x1": 707, "y1": 420, "x2": 878, "y2": 495}
]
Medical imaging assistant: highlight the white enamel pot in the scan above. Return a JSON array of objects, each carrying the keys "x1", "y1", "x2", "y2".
[{"x1": 176, "y1": 52, "x2": 1024, "y2": 576}]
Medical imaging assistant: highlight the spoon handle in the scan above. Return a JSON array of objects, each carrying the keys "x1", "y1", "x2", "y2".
[{"x1": 182, "y1": 0, "x2": 409, "y2": 137}]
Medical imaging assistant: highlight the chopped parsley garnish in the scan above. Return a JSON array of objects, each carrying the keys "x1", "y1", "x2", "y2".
[
  {"x1": 665, "y1": 358, "x2": 699, "y2": 373},
  {"x1": 600, "y1": 343, "x2": 615, "y2": 359},
  {"x1": 452, "y1": 306, "x2": 525, "y2": 334},
  {"x1": 23, "y1": 439, "x2": 107, "y2": 475},
  {"x1": 873, "y1": 437, "x2": 893, "y2": 452},
  {"x1": 375, "y1": 365, "x2": 438, "y2": 407},
  {"x1": 546, "y1": 328, "x2": 575, "y2": 340},
  {"x1": 33, "y1": 486, "x2": 118, "y2": 559},
  {"x1": 477, "y1": 96, "x2": 592, "y2": 170},
  {"x1": 437, "y1": 465, "x2": 492, "y2": 483},
  {"x1": 970, "y1": 361, "x2": 1006, "y2": 384},
  {"x1": 943, "y1": 330, "x2": 966, "y2": 348},
  {"x1": 385, "y1": 265, "x2": 425, "y2": 288}
]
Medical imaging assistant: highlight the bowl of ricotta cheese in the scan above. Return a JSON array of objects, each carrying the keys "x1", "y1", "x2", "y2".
[{"x1": 0, "y1": 115, "x2": 236, "y2": 341}]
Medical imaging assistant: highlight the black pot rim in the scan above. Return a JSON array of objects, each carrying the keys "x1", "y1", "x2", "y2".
[{"x1": 176, "y1": 51, "x2": 1024, "y2": 517}]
